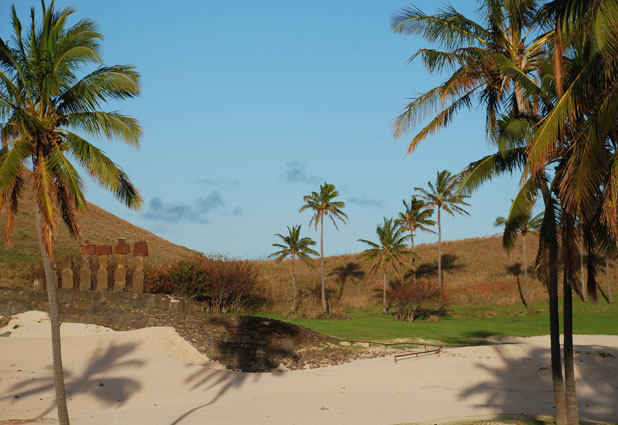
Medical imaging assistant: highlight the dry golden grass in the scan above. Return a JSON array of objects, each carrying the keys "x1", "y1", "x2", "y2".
[
  {"x1": 253, "y1": 235, "x2": 618, "y2": 314},
  {"x1": 0, "y1": 182, "x2": 196, "y2": 288}
]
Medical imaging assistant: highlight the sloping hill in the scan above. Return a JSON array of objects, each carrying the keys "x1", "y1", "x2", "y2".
[
  {"x1": 0, "y1": 182, "x2": 197, "y2": 287},
  {"x1": 256, "y1": 234, "x2": 550, "y2": 309}
]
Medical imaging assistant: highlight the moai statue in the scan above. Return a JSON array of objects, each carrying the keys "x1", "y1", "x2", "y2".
[
  {"x1": 95, "y1": 245, "x2": 112, "y2": 291},
  {"x1": 132, "y1": 241, "x2": 148, "y2": 293},
  {"x1": 60, "y1": 256, "x2": 74, "y2": 290},
  {"x1": 79, "y1": 240, "x2": 96, "y2": 290},
  {"x1": 113, "y1": 238, "x2": 131, "y2": 291}
]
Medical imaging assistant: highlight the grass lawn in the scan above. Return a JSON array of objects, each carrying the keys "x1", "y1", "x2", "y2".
[{"x1": 255, "y1": 298, "x2": 618, "y2": 346}]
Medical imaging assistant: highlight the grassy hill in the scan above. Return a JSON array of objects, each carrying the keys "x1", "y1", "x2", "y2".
[
  {"x1": 257, "y1": 234, "x2": 617, "y2": 313},
  {"x1": 0, "y1": 182, "x2": 197, "y2": 287},
  {"x1": 2, "y1": 184, "x2": 616, "y2": 314}
]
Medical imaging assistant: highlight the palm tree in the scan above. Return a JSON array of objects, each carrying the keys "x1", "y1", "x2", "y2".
[
  {"x1": 0, "y1": 3, "x2": 142, "y2": 424},
  {"x1": 329, "y1": 262, "x2": 365, "y2": 303},
  {"x1": 391, "y1": 2, "x2": 573, "y2": 421},
  {"x1": 358, "y1": 217, "x2": 413, "y2": 314},
  {"x1": 395, "y1": 197, "x2": 435, "y2": 282},
  {"x1": 495, "y1": 209, "x2": 543, "y2": 312},
  {"x1": 527, "y1": 4, "x2": 618, "y2": 420},
  {"x1": 268, "y1": 225, "x2": 318, "y2": 313},
  {"x1": 415, "y1": 170, "x2": 469, "y2": 294},
  {"x1": 299, "y1": 182, "x2": 347, "y2": 314}
]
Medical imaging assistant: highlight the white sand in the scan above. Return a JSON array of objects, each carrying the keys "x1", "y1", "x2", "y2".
[
  {"x1": 0, "y1": 311, "x2": 115, "y2": 337},
  {"x1": 1, "y1": 312, "x2": 617, "y2": 425}
]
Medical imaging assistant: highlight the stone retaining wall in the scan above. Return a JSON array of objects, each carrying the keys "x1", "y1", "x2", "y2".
[
  {"x1": 0, "y1": 288, "x2": 198, "y2": 317},
  {"x1": 0, "y1": 288, "x2": 339, "y2": 372}
]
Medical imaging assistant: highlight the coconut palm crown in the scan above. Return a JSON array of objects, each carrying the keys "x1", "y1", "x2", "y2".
[{"x1": 391, "y1": 0, "x2": 549, "y2": 153}]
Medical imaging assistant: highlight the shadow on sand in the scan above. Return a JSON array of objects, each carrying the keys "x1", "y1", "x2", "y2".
[
  {"x1": 169, "y1": 367, "x2": 265, "y2": 425},
  {"x1": 458, "y1": 342, "x2": 618, "y2": 422},
  {"x1": 7, "y1": 341, "x2": 144, "y2": 418}
]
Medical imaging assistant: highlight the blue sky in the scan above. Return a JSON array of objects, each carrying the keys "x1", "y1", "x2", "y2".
[{"x1": 3, "y1": 1, "x2": 523, "y2": 259}]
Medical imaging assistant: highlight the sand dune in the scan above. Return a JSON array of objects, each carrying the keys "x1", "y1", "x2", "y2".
[{"x1": 1, "y1": 312, "x2": 617, "y2": 425}]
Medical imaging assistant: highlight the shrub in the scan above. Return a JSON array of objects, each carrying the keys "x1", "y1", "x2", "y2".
[
  {"x1": 388, "y1": 278, "x2": 441, "y2": 322},
  {"x1": 144, "y1": 255, "x2": 263, "y2": 312}
]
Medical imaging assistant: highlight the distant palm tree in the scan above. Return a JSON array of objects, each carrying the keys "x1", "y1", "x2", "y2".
[
  {"x1": 299, "y1": 182, "x2": 347, "y2": 314},
  {"x1": 415, "y1": 170, "x2": 469, "y2": 294},
  {"x1": 330, "y1": 262, "x2": 365, "y2": 302},
  {"x1": 359, "y1": 217, "x2": 413, "y2": 314},
  {"x1": 0, "y1": 3, "x2": 142, "y2": 424},
  {"x1": 495, "y1": 209, "x2": 543, "y2": 312},
  {"x1": 395, "y1": 197, "x2": 435, "y2": 282},
  {"x1": 269, "y1": 225, "x2": 318, "y2": 313}
]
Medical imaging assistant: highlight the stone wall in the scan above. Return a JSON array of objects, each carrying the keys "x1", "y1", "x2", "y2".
[
  {"x1": 0, "y1": 288, "x2": 197, "y2": 317},
  {"x1": 0, "y1": 288, "x2": 338, "y2": 372}
]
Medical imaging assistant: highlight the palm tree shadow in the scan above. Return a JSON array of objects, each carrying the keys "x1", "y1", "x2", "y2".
[
  {"x1": 458, "y1": 343, "x2": 618, "y2": 422},
  {"x1": 408, "y1": 254, "x2": 465, "y2": 280},
  {"x1": 169, "y1": 366, "x2": 263, "y2": 425},
  {"x1": 6, "y1": 341, "x2": 144, "y2": 418},
  {"x1": 506, "y1": 263, "x2": 527, "y2": 308},
  {"x1": 330, "y1": 262, "x2": 365, "y2": 302}
]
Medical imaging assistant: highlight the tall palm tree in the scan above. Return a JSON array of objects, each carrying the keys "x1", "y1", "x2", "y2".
[
  {"x1": 0, "y1": 3, "x2": 142, "y2": 424},
  {"x1": 268, "y1": 225, "x2": 318, "y2": 313},
  {"x1": 415, "y1": 170, "x2": 469, "y2": 294},
  {"x1": 395, "y1": 197, "x2": 435, "y2": 282},
  {"x1": 391, "y1": 2, "x2": 574, "y2": 421},
  {"x1": 358, "y1": 217, "x2": 413, "y2": 314},
  {"x1": 527, "y1": 3, "x2": 618, "y2": 420},
  {"x1": 299, "y1": 182, "x2": 347, "y2": 314},
  {"x1": 495, "y1": 209, "x2": 543, "y2": 312}
]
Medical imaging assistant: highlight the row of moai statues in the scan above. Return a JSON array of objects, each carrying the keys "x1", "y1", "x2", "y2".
[{"x1": 56, "y1": 238, "x2": 149, "y2": 293}]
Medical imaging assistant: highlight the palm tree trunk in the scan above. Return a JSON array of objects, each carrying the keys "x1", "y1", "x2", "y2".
[
  {"x1": 523, "y1": 233, "x2": 530, "y2": 313},
  {"x1": 36, "y1": 211, "x2": 71, "y2": 425},
  {"x1": 563, "y1": 268, "x2": 579, "y2": 424},
  {"x1": 514, "y1": 81, "x2": 527, "y2": 113},
  {"x1": 549, "y1": 249, "x2": 567, "y2": 425},
  {"x1": 540, "y1": 182, "x2": 567, "y2": 425},
  {"x1": 580, "y1": 239, "x2": 587, "y2": 302},
  {"x1": 383, "y1": 269, "x2": 387, "y2": 314},
  {"x1": 291, "y1": 256, "x2": 297, "y2": 313},
  {"x1": 320, "y1": 215, "x2": 327, "y2": 314},
  {"x1": 410, "y1": 236, "x2": 416, "y2": 283},
  {"x1": 437, "y1": 208, "x2": 442, "y2": 296},
  {"x1": 606, "y1": 257, "x2": 614, "y2": 303}
]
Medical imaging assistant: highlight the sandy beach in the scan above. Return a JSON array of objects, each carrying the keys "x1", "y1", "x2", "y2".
[{"x1": 1, "y1": 311, "x2": 617, "y2": 425}]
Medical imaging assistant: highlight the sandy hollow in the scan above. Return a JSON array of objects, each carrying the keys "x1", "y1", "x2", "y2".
[{"x1": 1, "y1": 312, "x2": 617, "y2": 425}]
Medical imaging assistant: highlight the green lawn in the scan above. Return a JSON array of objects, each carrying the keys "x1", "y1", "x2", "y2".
[{"x1": 255, "y1": 298, "x2": 618, "y2": 346}]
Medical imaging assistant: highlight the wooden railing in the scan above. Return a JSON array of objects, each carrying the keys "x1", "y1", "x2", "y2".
[
  {"x1": 337, "y1": 339, "x2": 443, "y2": 363},
  {"x1": 394, "y1": 345, "x2": 442, "y2": 363}
]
